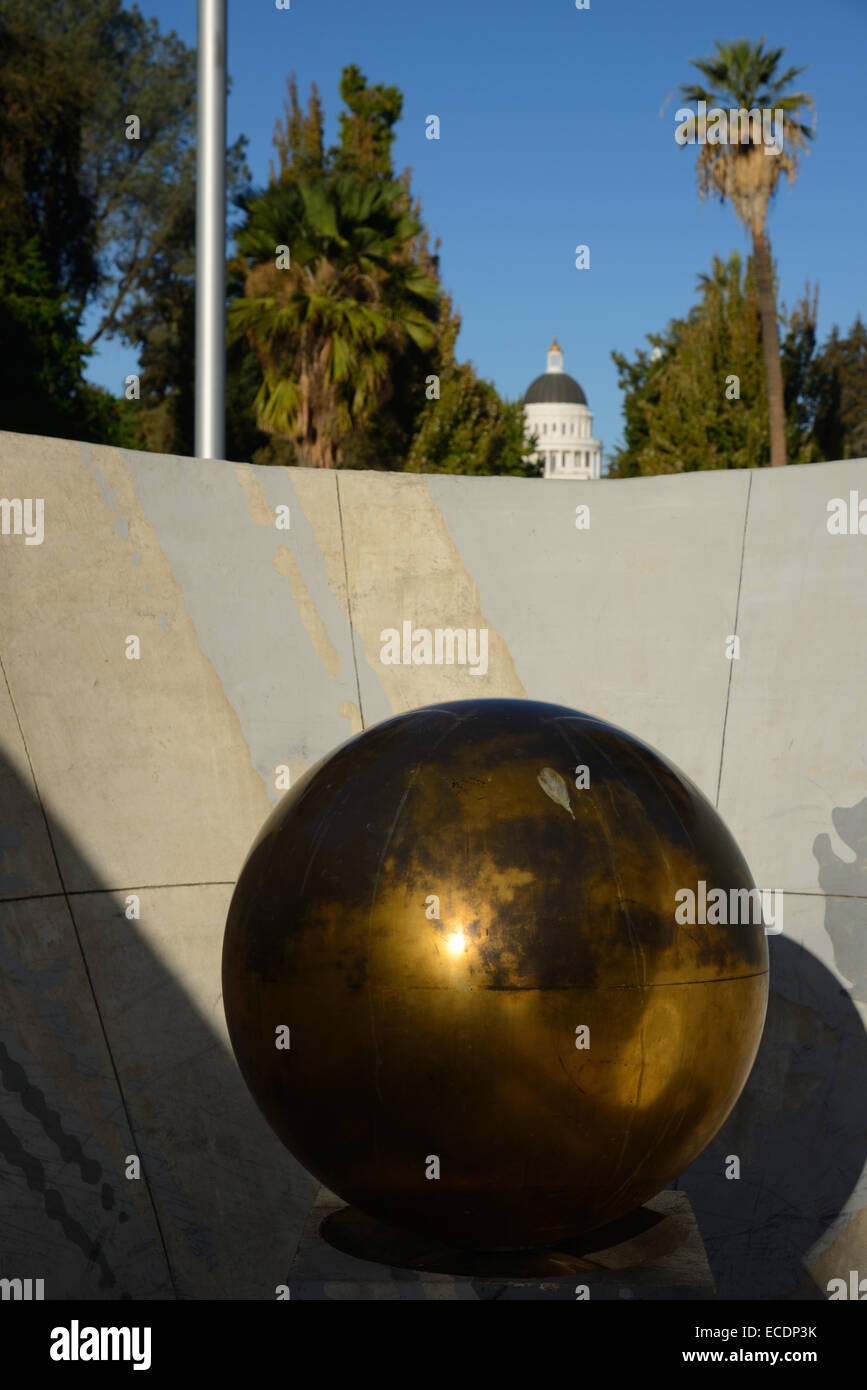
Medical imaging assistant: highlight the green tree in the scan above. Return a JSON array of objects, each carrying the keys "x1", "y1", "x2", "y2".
[
  {"x1": 0, "y1": 14, "x2": 97, "y2": 301},
  {"x1": 259, "y1": 67, "x2": 461, "y2": 471},
  {"x1": 228, "y1": 173, "x2": 440, "y2": 467},
  {"x1": 779, "y1": 285, "x2": 822, "y2": 463},
  {"x1": 609, "y1": 252, "x2": 819, "y2": 475},
  {"x1": 678, "y1": 37, "x2": 815, "y2": 467},
  {"x1": 811, "y1": 318, "x2": 867, "y2": 461},
  {"x1": 330, "y1": 63, "x2": 404, "y2": 179},
  {"x1": 269, "y1": 75, "x2": 326, "y2": 185},
  {"x1": 405, "y1": 364, "x2": 540, "y2": 476},
  {"x1": 0, "y1": 0, "x2": 249, "y2": 450},
  {"x1": 119, "y1": 196, "x2": 196, "y2": 455},
  {"x1": 269, "y1": 64, "x2": 404, "y2": 188},
  {"x1": 234, "y1": 65, "x2": 532, "y2": 474},
  {"x1": 0, "y1": 9, "x2": 115, "y2": 439},
  {"x1": 0, "y1": 238, "x2": 136, "y2": 444}
]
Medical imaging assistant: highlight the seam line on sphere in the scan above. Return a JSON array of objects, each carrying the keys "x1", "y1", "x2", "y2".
[
  {"x1": 393, "y1": 970, "x2": 770, "y2": 992},
  {"x1": 606, "y1": 968, "x2": 770, "y2": 988}
]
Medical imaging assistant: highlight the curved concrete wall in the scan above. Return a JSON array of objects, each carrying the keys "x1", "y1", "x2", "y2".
[{"x1": 1, "y1": 429, "x2": 865, "y2": 1299}]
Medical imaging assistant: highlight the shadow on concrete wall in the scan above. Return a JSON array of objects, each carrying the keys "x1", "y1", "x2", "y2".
[
  {"x1": 2, "y1": 747, "x2": 865, "y2": 1299},
  {"x1": 0, "y1": 748, "x2": 316, "y2": 1299},
  {"x1": 679, "y1": 925, "x2": 867, "y2": 1299}
]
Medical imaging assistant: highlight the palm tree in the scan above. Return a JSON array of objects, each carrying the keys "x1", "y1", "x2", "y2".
[
  {"x1": 228, "y1": 174, "x2": 439, "y2": 467},
  {"x1": 679, "y1": 37, "x2": 815, "y2": 466}
]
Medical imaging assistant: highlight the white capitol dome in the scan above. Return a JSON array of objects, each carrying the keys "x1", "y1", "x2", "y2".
[{"x1": 523, "y1": 339, "x2": 602, "y2": 479}]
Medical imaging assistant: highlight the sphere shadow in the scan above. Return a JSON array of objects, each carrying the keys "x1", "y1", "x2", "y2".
[{"x1": 678, "y1": 932, "x2": 867, "y2": 1300}]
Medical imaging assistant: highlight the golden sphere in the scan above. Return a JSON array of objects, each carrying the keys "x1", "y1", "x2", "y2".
[{"x1": 223, "y1": 699, "x2": 768, "y2": 1250}]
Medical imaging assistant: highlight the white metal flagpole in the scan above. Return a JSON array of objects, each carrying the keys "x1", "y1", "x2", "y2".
[{"x1": 195, "y1": 0, "x2": 227, "y2": 459}]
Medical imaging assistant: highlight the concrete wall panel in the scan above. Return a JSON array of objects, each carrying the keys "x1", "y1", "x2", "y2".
[
  {"x1": 425, "y1": 469, "x2": 749, "y2": 801},
  {"x1": 720, "y1": 459, "x2": 867, "y2": 894},
  {"x1": 0, "y1": 436, "x2": 270, "y2": 891}
]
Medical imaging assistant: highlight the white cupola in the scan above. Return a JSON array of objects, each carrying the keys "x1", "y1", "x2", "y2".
[{"x1": 522, "y1": 339, "x2": 603, "y2": 480}]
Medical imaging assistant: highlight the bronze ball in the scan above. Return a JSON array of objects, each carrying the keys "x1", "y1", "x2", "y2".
[{"x1": 222, "y1": 699, "x2": 768, "y2": 1250}]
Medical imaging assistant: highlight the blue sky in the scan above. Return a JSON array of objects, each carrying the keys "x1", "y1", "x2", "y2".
[{"x1": 86, "y1": 0, "x2": 867, "y2": 460}]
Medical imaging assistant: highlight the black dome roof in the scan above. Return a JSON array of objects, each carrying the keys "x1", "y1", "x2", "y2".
[{"x1": 523, "y1": 372, "x2": 587, "y2": 406}]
